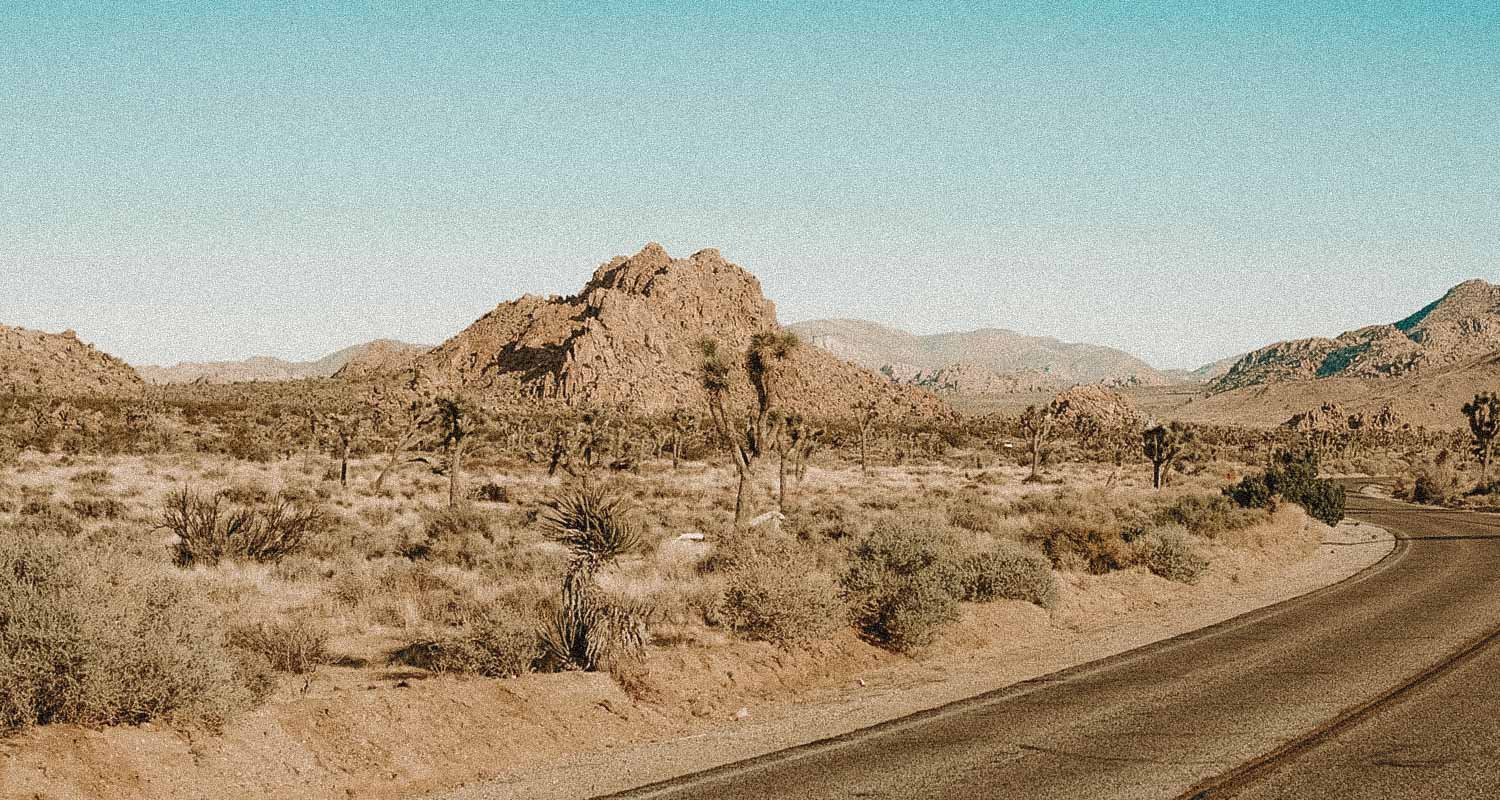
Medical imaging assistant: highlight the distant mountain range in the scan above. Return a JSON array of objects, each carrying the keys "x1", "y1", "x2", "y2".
[
  {"x1": 786, "y1": 319, "x2": 1178, "y2": 392},
  {"x1": 137, "y1": 340, "x2": 430, "y2": 385},
  {"x1": 1210, "y1": 279, "x2": 1500, "y2": 393},
  {"x1": 1177, "y1": 279, "x2": 1500, "y2": 429}
]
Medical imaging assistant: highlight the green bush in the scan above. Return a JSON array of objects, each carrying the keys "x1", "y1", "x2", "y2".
[
  {"x1": 953, "y1": 542, "x2": 1058, "y2": 608},
  {"x1": 1226, "y1": 450, "x2": 1346, "y2": 526},
  {"x1": 841, "y1": 521, "x2": 960, "y2": 652},
  {"x1": 1135, "y1": 524, "x2": 1209, "y2": 584},
  {"x1": 723, "y1": 538, "x2": 845, "y2": 647},
  {"x1": 0, "y1": 534, "x2": 252, "y2": 731}
]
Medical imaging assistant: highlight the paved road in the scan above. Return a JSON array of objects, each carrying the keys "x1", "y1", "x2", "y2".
[{"x1": 599, "y1": 494, "x2": 1500, "y2": 800}]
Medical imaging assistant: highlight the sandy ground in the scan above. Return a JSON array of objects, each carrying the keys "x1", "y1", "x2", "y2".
[
  {"x1": 0, "y1": 512, "x2": 1391, "y2": 800},
  {"x1": 432, "y1": 514, "x2": 1393, "y2": 800}
]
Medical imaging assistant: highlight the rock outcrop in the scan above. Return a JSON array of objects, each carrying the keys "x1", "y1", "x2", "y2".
[
  {"x1": 409, "y1": 244, "x2": 954, "y2": 420},
  {"x1": 1213, "y1": 280, "x2": 1500, "y2": 392},
  {"x1": 895, "y1": 362, "x2": 1063, "y2": 396},
  {"x1": 0, "y1": 325, "x2": 143, "y2": 395}
]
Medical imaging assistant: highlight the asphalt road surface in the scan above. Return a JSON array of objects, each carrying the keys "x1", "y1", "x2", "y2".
[{"x1": 595, "y1": 493, "x2": 1500, "y2": 800}]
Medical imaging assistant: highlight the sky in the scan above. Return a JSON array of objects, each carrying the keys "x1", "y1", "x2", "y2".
[{"x1": 1, "y1": 1, "x2": 1497, "y2": 370}]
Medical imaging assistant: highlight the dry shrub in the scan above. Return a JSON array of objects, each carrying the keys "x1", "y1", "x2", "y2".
[
  {"x1": 953, "y1": 542, "x2": 1058, "y2": 608},
  {"x1": 946, "y1": 490, "x2": 1005, "y2": 534},
  {"x1": 400, "y1": 506, "x2": 494, "y2": 567},
  {"x1": 842, "y1": 520, "x2": 960, "y2": 652},
  {"x1": 785, "y1": 497, "x2": 858, "y2": 541},
  {"x1": 0, "y1": 533, "x2": 252, "y2": 731},
  {"x1": 69, "y1": 468, "x2": 113, "y2": 488},
  {"x1": 722, "y1": 537, "x2": 845, "y2": 648},
  {"x1": 1135, "y1": 524, "x2": 1208, "y2": 584},
  {"x1": 162, "y1": 488, "x2": 323, "y2": 567},
  {"x1": 391, "y1": 612, "x2": 540, "y2": 678},
  {"x1": 1153, "y1": 493, "x2": 1260, "y2": 539},
  {"x1": 1024, "y1": 516, "x2": 1133, "y2": 575},
  {"x1": 227, "y1": 619, "x2": 331, "y2": 674}
]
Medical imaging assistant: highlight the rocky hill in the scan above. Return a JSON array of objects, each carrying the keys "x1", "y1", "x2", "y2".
[
  {"x1": 139, "y1": 340, "x2": 429, "y2": 384},
  {"x1": 788, "y1": 319, "x2": 1173, "y2": 388},
  {"x1": 892, "y1": 362, "x2": 1063, "y2": 396},
  {"x1": 0, "y1": 325, "x2": 143, "y2": 395},
  {"x1": 406, "y1": 244, "x2": 953, "y2": 420},
  {"x1": 1211, "y1": 279, "x2": 1500, "y2": 392}
]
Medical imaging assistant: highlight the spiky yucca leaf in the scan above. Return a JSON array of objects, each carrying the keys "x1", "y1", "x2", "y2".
[{"x1": 542, "y1": 487, "x2": 641, "y2": 563}]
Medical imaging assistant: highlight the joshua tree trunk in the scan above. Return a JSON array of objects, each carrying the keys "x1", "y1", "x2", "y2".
[
  {"x1": 373, "y1": 449, "x2": 400, "y2": 494},
  {"x1": 1152, "y1": 460, "x2": 1164, "y2": 490},
  {"x1": 339, "y1": 443, "x2": 351, "y2": 488},
  {"x1": 778, "y1": 450, "x2": 790, "y2": 514},
  {"x1": 733, "y1": 458, "x2": 777, "y2": 529},
  {"x1": 448, "y1": 439, "x2": 466, "y2": 509}
]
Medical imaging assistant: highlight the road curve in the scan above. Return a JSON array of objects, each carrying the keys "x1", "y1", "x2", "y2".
[{"x1": 595, "y1": 495, "x2": 1500, "y2": 800}]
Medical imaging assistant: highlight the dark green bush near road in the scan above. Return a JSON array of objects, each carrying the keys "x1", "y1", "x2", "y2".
[
  {"x1": 1226, "y1": 450, "x2": 1346, "y2": 526},
  {"x1": 952, "y1": 543, "x2": 1059, "y2": 608},
  {"x1": 842, "y1": 521, "x2": 960, "y2": 652},
  {"x1": 0, "y1": 533, "x2": 253, "y2": 731}
]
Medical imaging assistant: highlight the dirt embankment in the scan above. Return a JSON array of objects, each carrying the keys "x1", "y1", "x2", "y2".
[{"x1": 0, "y1": 506, "x2": 1390, "y2": 800}]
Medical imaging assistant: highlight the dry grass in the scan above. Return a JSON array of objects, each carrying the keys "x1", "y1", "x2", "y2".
[{"x1": 0, "y1": 436, "x2": 1306, "y2": 735}]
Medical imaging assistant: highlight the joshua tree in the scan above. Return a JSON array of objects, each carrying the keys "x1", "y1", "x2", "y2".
[
  {"x1": 368, "y1": 387, "x2": 434, "y2": 494},
  {"x1": 1019, "y1": 401, "x2": 1061, "y2": 481},
  {"x1": 1143, "y1": 422, "x2": 1191, "y2": 490},
  {"x1": 775, "y1": 412, "x2": 822, "y2": 513},
  {"x1": 315, "y1": 409, "x2": 366, "y2": 489},
  {"x1": 432, "y1": 396, "x2": 480, "y2": 509},
  {"x1": 699, "y1": 332, "x2": 800, "y2": 530},
  {"x1": 1462, "y1": 392, "x2": 1500, "y2": 484},
  {"x1": 853, "y1": 398, "x2": 879, "y2": 476},
  {"x1": 668, "y1": 408, "x2": 697, "y2": 471},
  {"x1": 539, "y1": 488, "x2": 647, "y2": 672}
]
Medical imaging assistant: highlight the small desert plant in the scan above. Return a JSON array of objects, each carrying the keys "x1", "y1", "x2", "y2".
[
  {"x1": 391, "y1": 612, "x2": 540, "y2": 678},
  {"x1": 0, "y1": 534, "x2": 252, "y2": 730},
  {"x1": 161, "y1": 488, "x2": 324, "y2": 567},
  {"x1": 1153, "y1": 493, "x2": 1259, "y2": 539},
  {"x1": 470, "y1": 481, "x2": 509, "y2": 503},
  {"x1": 946, "y1": 491, "x2": 1004, "y2": 534},
  {"x1": 1023, "y1": 517, "x2": 1133, "y2": 574},
  {"x1": 227, "y1": 620, "x2": 332, "y2": 675},
  {"x1": 841, "y1": 520, "x2": 960, "y2": 652},
  {"x1": 1134, "y1": 524, "x2": 1209, "y2": 584},
  {"x1": 952, "y1": 542, "x2": 1059, "y2": 608},
  {"x1": 400, "y1": 506, "x2": 494, "y2": 567},
  {"x1": 722, "y1": 537, "x2": 845, "y2": 647}
]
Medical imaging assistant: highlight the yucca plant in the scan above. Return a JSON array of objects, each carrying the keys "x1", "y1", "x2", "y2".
[
  {"x1": 537, "y1": 487, "x2": 647, "y2": 673},
  {"x1": 543, "y1": 487, "x2": 641, "y2": 567}
]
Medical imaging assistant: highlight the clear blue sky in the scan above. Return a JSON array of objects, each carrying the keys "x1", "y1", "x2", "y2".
[{"x1": 2, "y1": 1, "x2": 1496, "y2": 369}]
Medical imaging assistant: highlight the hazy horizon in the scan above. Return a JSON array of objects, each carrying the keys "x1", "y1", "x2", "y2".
[{"x1": 4, "y1": 3, "x2": 1496, "y2": 370}]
